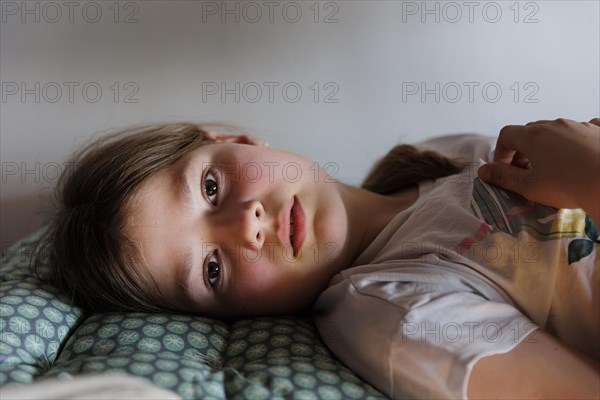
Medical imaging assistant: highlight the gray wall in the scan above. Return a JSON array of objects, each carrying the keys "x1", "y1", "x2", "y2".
[{"x1": 1, "y1": 0, "x2": 599, "y2": 246}]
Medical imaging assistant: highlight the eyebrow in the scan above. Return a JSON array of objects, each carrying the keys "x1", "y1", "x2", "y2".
[
  {"x1": 177, "y1": 155, "x2": 194, "y2": 213},
  {"x1": 174, "y1": 155, "x2": 197, "y2": 298},
  {"x1": 178, "y1": 245, "x2": 194, "y2": 297}
]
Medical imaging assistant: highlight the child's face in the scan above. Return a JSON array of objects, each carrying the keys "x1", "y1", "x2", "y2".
[{"x1": 126, "y1": 141, "x2": 351, "y2": 318}]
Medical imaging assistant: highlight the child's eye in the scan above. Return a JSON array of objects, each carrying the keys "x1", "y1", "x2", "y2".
[
  {"x1": 205, "y1": 250, "x2": 221, "y2": 289},
  {"x1": 203, "y1": 169, "x2": 219, "y2": 205}
]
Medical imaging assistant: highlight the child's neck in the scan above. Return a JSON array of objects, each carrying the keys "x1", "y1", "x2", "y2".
[{"x1": 336, "y1": 182, "x2": 420, "y2": 270}]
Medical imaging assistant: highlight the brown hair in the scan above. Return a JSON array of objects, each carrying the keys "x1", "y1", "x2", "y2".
[
  {"x1": 31, "y1": 124, "x2": 469, "y2": 314},
  {"x1": 361, "y1": 143, "x2": 469, "y2": 194},
  {"x1": 30, "y1": 122, "x2": 242, "y2": 313}
]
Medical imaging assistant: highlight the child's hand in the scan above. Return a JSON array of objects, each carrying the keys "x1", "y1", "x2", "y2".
[{"x1": 478, "y1": 118, "x2": 600, "y2": 224}]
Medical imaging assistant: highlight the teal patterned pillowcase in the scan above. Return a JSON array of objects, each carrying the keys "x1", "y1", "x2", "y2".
[
  {"x1": 1, "y1": 228, "x2": 387, "y2": 399},
  {"x1": 1, "y1": 229, "x2": 84, "y2": 385},
  {"x1": 48, "y1": 312, "x2": 386, "y2": 399}
]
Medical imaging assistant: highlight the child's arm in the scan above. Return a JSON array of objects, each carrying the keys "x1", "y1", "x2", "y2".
[
  {"x1": 468, "y1": 329, "x2": 600, "y2": 399},
  {"x1": 478, "y1": 118, "x2": 600, "y2": 226}
]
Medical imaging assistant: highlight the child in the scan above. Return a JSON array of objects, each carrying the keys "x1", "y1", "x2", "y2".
[{"x1": 33, "y1": 118, "x2": 599, "y2": 399}]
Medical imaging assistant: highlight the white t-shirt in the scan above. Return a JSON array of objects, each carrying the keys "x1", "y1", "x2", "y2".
[{"x1": 312, "y1": 133, "x2": 599, "y2": 399}]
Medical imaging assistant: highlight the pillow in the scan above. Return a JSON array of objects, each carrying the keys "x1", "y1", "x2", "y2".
[
  {"x1": 1, "y1": 228, "x2": 84, "y2": 385},
  {"x1": 1, "y1": 228, "x2": 388, "y2": 399}
]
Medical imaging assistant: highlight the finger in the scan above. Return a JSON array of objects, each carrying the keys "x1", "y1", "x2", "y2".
[
  {"x1": 493, "y1": 125, "x2": 531, "y2": 164},
  {"x1": 525, "y1": 120, "x2": 553, "y2": 126},
  {"x1": 511, "y1": 150, "x2": 531, "y2": 169},
  {"x1": 478, "y1": 162, "x2": 533, "y2": 198},
  {"x1": 589, "y1": 118, "x2": 600, "y2": 127}
]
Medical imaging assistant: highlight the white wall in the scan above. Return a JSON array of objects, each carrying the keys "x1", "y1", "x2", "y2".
[{"x1": 1, "y1": 0, "x2": 599, "y2": 245}]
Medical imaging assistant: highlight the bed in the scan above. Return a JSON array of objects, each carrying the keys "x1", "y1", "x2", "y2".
[{"x1": 0, "y1": 226, "x2": 389, "y2": 399}]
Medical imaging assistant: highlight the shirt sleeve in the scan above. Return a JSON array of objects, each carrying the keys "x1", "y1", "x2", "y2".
[{"x1": 312, "y1": 264, "x2": 539, "y2": 400}]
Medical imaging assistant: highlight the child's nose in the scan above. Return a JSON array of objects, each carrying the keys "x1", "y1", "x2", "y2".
[{"x1": 215, "y1": 200, "x2": 265, "y2": 250}]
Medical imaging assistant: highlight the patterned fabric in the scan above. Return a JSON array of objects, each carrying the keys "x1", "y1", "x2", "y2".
[
  {"x1": 1, "y1": 229, "x2": 84, "y2": 386},
  {"x1": 1, "y1": 228, "x2": 387, "y2": 399}
]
